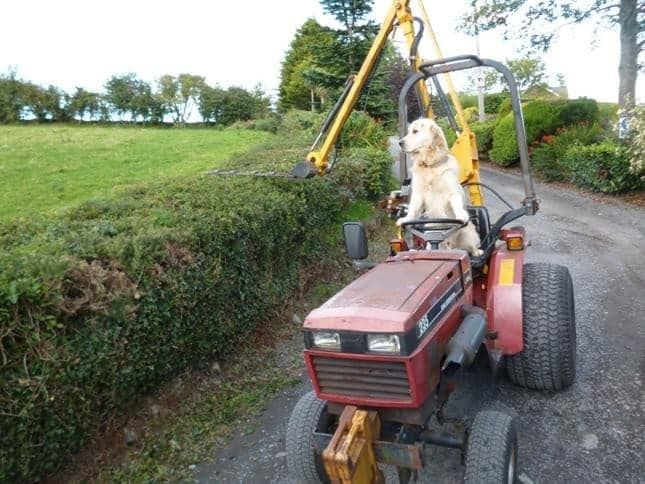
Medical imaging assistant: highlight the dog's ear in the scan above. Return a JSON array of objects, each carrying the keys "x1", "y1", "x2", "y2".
[{"x1": 429, "y1": 121, "x2": 448, "y2": 148}]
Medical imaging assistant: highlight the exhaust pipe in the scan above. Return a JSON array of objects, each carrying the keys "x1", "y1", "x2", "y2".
[{"x1": 442, "y1": 306, "x2": 487, "y2": 371}]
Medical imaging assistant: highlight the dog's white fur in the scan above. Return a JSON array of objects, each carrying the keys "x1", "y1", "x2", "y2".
[{"x1": 397, "y1": 118, "x2": 483, "y2": 257}]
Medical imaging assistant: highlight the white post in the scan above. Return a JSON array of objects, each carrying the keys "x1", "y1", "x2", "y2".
[{"x1": 475, "y1": 28, "x2": 485, "y2": 122}]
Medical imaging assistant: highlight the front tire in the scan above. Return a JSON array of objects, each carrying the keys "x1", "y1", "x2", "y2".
[
  {"x1": 286, "y1": 391, "x2": 330, "y2": 483},
  {"x1": 465, "y1": 410, "x2": 518, "y2": 484},
  {"x1": 506, "y1": 263, "x2": 576, "y2": 390}
]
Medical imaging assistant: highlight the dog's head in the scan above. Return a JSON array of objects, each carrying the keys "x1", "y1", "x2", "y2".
[{"x1": 398, "y1": 118, "x2": 449, "y2": 166}]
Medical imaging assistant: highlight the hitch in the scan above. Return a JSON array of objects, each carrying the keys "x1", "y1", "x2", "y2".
[{"x1": 322, "y1": 406, "x2": 385, "y2": 484}]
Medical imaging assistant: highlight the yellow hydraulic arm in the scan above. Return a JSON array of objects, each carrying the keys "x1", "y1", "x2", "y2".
[
  {"x1": 305, "y1": 0, "x2": 432, "y2": 174},
  {"x1": 300, "y1": 0, "x2": 484, "y2": 206}
]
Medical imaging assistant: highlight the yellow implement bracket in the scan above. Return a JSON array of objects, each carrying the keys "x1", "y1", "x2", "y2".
[
  {"x1": 306, "y1": 0, "x2": 431, "y2": 174},
  {"x1": 322, "y1": 406, "x2": 384, "y2": 484}
]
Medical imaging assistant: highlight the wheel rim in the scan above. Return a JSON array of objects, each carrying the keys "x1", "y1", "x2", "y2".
[{"x1": 507, "y1": 445, "x2": 516, "y2": 483}]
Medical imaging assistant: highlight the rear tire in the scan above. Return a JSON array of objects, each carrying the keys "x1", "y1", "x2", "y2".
[
  {"x1": 286, "y1": 391, "x2": 330, "y2": 483},
  {"x1": 506, "y1": 263, "x2": 576, "y2": 390},
  {"x1": 465, "y1": 410, "x2": 518, "y2": 484}
]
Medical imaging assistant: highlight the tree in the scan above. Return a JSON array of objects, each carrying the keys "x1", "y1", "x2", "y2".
[
  {"x1": 157, "y1": 73, "x2": 205, "y2": 123},
  {"x1": 468, "y1": 69, "x2": 502, "y2": 93},
  {"x1": 198, "y1": 84, "x2": 269, "y2": 125},
  {"x1": 22, "y1": 83, "x2": 70, "y2": 121},
  {"x1": 507, "y1": 57, "x2": 547, "y2": 91},
  {"x1": 278, "y1": 19, "x2": 340, "y2": 111},
  {"x1": 68, "y1": 87, "x2": 100, "y2": 121},
  {"x1": 0, "y1": 70, "x2": 25, "y2": 123},
  {"x1": 104, "y1": 73, "x2": 138, "y2": 120},
  {"x1": 198, "y1": 84, "x2": 225, "y2": 122},
  {"x1": 320, "y1": 0, "x2": 377, "y2": 72},
  {"x1": 463, "y1": 0, "x2": 643, "y2": 109}
]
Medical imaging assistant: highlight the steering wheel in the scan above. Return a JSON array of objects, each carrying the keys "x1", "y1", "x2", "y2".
[{"x1": 399, "y1": 218, "x2": 468, "y2": 250}]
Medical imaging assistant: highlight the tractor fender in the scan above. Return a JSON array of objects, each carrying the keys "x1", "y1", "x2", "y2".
[{"x1": 484, "y1": 229, "x2": 526, "y2": 355}]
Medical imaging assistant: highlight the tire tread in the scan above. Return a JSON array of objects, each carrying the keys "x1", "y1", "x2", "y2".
[
  {"x1": 465, "y1": 410, "x2": 517, "y2": 483},
  {"x1": 507, "y1": 263, "x2": 576, "y2": 390},
  {"x1": 286, "y1": 391, "x2": 327, "y2": 483}
]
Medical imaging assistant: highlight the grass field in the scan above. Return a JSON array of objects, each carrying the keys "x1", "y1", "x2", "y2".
[{"x1": 0, "y1": 125, "x2": 273, "y2": 219}]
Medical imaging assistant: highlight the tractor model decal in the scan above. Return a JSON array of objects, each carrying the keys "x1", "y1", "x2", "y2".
[{"x1": 416, "y1": 280, "x2": 463, "y2": 340}]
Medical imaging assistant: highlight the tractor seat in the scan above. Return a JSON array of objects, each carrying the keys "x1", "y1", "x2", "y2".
[{"x1": 467, "y1": 205, "x2": 491, "y2": 242}]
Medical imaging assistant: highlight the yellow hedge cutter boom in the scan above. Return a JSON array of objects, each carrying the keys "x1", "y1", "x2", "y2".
[{"x1": 293, "y1": 0, "x2": 484, "y2": 206}]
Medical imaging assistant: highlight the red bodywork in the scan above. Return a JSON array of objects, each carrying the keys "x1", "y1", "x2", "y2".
[{"x1": 304, "y1": 237, "x2": 526, "y2": 410}]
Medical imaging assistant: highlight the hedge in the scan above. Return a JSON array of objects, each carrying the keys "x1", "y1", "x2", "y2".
[
  {"x1": 565, "y1": 142, "x2": 643, "y2": 193},
  {"x1": 471, "y1": 120, "x2": 497, "y2": 159},
  {"x1": 490, "y1": 98, "x2": 599, "y2": 166},
  {"x1": 531, "y1": 123, "x2": 604, "y2": 181},
  {"x1": 0, "y1": 112, "x2": 393, "y2": 481}
]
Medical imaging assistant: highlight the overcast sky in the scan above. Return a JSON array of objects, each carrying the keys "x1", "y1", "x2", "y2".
[{"x1": 1, "y1": 0, "x2": 642, "y2": 104}]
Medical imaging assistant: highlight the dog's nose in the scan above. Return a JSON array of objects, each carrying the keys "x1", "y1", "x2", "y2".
[{"x1": 398, "y1": 139, "x2": 404, "y2": 148}]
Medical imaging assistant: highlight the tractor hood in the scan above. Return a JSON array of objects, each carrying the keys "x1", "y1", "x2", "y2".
[{"x1": 304, "y1": 254, "x2": 466, "y2": 335}]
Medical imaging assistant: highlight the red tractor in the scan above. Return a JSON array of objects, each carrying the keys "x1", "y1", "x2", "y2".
[{"x1": 285, "y1": 54, "x2": 576, "y2": 484}]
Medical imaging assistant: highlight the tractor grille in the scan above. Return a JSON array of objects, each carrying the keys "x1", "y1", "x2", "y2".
[{"x1": 312, "y1": 356, "x2": 411, "y2": 402}]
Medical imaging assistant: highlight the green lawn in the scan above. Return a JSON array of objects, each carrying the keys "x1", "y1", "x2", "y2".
[{"x1": 0, "y1": 125, "x2": 273, "y2": 219}]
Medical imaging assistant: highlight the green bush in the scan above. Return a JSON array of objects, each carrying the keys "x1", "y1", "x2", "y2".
[
  {"x1": 458, "y1": 93, "x2": 478, "y2": 109},
  {"x1": 279, "y1": 109, "x2": 326, "y2": 136},
  {"x1": 497, "y1": 98, "x2": 512, "y2": 117},
  {"x1": 531, "y1": 123, "x2": 605, "y2": 181},
  {"x1": 0, "y1": 116, "x2": 394, "y2": 481},
  {"x1": 471, "y1": 120, "x2": 497, "y2": 158},
  {"x1": 436, "y1": 118, "x2": 458, "y2": 147},
  {"x1": 490, "y1": 101, "x2": 561, "y2": 165},
  {"x1": 565, "y1": 142, "x2": 643, "y2": 193},
  {"x1": 227, "y1": 116, "x2": 281, "y2": 133},
  {"x1": 332, "y1": 146, "x2": 396, "y2": 200},
  {"x1": 485, "y1": 93, "x2": 508, "y2": 114},
  {"x1": 490, "y1": 99, "x2": 601, "y2": 166},
  {"x1": 558, "y1": 98, "x2": 599, "y2": 125},
  {"x1": 339, "y1": 111, "x2": 388, "y2": 150}
]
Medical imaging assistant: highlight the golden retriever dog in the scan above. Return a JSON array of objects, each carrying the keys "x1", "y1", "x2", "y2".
[{"x1": 396, "y1": 118, "x2": 483, "y2": 257}]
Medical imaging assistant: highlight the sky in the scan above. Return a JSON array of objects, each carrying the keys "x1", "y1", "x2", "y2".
[{"x1": 1, "y1": 0, "x2": 642, "y2": 105}]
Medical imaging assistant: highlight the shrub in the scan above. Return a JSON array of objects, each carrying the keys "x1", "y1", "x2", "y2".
[
  {"x1": 497, "y1": 98, "x2": 512, "y2": 117},
  {"x1": 558, "y1": 98, "x2": 598, "y2": 126},
  {"x1": 471, "y1": 120, "x2": 497, "y2": 158},
  {"x1": 531, "y1": 123, "x2": 605, "y2": 181},
  {"x1": 279, "y1": 109, "x2": 326, "y2": 135},
  {"x1": 490, "y1": 100, "x2": 561, "y2": 165},
  {"x1": 623, "y1": 105, "x2": 645, "y2": 181},
  {"x1": 0, "y1": 119, "x2": 394, "y2": 481},
  {"x1": 332, "y1": 146, "x2": 396, "y2": 200},
  {"x1": 565, "y1": 142, "x2": 643, "y2": 193},
  {"x1": 458, "y1": 93, "x2": 478, "y2": 109},
  {"x1": 437, "y1": 118, "x2": 458, "y2": 147},
  {"x1": 339, "y1": 111, "x2": 388, "y2": 150},
  {"x1": 227, "y1": 116, "x2": 280, "y2": 133},
  {"x1": 485, "y1": 93, "x2": 508, "y2": 114},
  {"x1": 463, "y1": 106, "x2": 479, "y2": 123},
  {"x1": 490, "y1": 99, "x2": 601, "y2": 166}
]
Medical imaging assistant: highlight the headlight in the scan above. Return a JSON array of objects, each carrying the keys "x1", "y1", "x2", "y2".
[
  {"x1": 312, "y1": 332, "x2": 341, "y2": 351},
  {"x1": 367, "y1": 334, "x2": 400, "y2": 354}
]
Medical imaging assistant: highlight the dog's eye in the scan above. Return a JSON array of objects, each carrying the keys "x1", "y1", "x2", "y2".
[{"x1": 412, "y1": 129, "x2": 418, "y2": 134}]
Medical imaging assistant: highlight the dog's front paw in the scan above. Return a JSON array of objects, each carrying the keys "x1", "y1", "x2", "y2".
[
  {"x1": 471, "y1": 248, "x2": 484, "y2": 257},
  {"x1": 396, "y1": 217, "x2": 408, "y2": 227}
]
